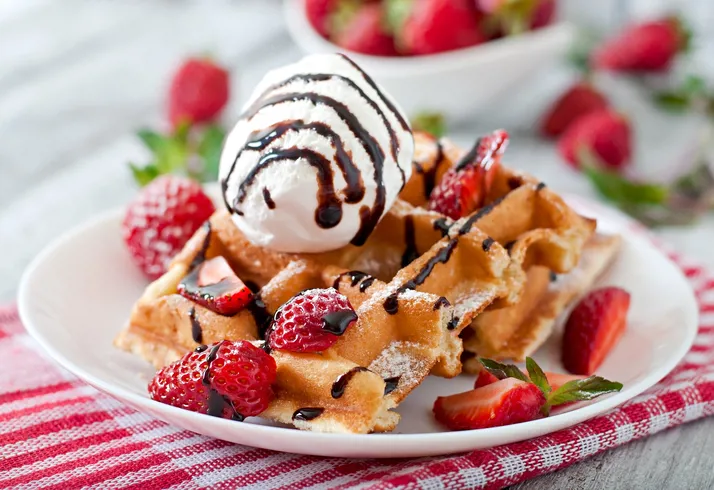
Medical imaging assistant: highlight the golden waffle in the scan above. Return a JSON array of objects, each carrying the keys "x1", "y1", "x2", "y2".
[
  {"x1": 116, "y1": 131, "x2": 596, "y2": 434},
  {"x1": 462, "y1": 233, "x2": 621, "y2": 368}
]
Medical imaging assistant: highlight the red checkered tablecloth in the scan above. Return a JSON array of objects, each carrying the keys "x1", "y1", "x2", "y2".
[{"x1": 2, "y1": 248, "x2": 714, "y2": 489}]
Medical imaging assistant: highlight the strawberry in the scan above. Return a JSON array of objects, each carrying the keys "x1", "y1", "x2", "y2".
[
  {"x1": 399, "y1": 0, "x2": 486, "y2": 55},
  {"x1": 333, "y1": 4, "x2": 398, "y2": 56},
  {"x1": 530, "y1": 0, "x2": 556, "y2": 29},
  {"x1": 428, "y1": 129, "x2": 508, "y2": 219},
  {"x1": 267, "y1": 288, "x2": 357, "y2": 353},
  {"x1": 562, "y1": 287, "x2": 631, "y2": 375},
  {"x1": 540, "y1": 82, "x2": 609, "y2": 138},
  {"x1": 478, "y1": 0, "x2": 556, "y2": 35},
  {"x1": 306, "y1": 0, "x2": 338, "y2": 37},
  {"x1": 474, "y1": 369, "x2": 500, "y2": 388},
  {"x1": 558, "y1": 109, "x2": 631, "y2": 170},
  {"x1": 168, "y1": 58, "x2": 230, "y2": 127},
  {"x1": 592, "y1": 17, "x2": 689, "y2": 72},
  {"x1": 149, "y1": 340, "x2": 276, "y2": 419},
  {"x1": 178, "y1": 256, "x2": 253, "y2": 316},
  {"x1": 434, "y1": 378, "x2": 545, "y2": 430},
  {"x1": 122, "y1": 176, "x2": 215, "y2": 280}
]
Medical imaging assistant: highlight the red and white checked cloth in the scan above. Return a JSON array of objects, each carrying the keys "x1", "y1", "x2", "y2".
[{"x1": 2, "y1": 249, "x2": 714, "y2": 489}]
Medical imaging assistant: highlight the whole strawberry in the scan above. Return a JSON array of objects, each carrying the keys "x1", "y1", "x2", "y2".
[
  {"x1": 306, "y1": 0, "x2": 337, "y2": 37},
  {"x1": 540, "y1": 82, "x2": 609, "y2": 138},
  {"x1": 400, "y1": 0, "x2": 486, "y2": 55},
  {"x1": 149, "y1": 340, "x2": 277, "y2": 419},
  {"x1": 592, "y1": 17, "x2": 688, "y2": 72},
  {"x1": 168, "y1": 58, "x2": 230, "y2": 127},
  {"x1": 333, "y1": 4, "x2": 398, "y2": 56},
  {"x1": 122, "y1": 175, "x2": 215, "y2": 279},
  {"x1": 558, "y1": 109, "x2": 631, "y2": 170},
  {"x1": 268, "y1": 288, "x2": 358, "y2": 352},
  {"x1": 429, "y1": 129, "x2": 508, "y2": 219}
]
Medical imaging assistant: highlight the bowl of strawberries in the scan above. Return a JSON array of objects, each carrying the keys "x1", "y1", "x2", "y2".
[{"x1": 285, "y1": 0, "x2": 574, "y2": 122}]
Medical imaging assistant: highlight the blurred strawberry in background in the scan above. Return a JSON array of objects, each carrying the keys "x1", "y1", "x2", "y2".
[
  {"x1": 558, "y1": 109, "x2": 631, "y2": 171},
  {"x1": 540, "y1": 81, "x2": 609, "y2": 138},
  {"x1": 304, "y1": 0, "x2": 557, "y2": 57},
  {"x1": 332, "y1": 3, "x2": 398, "y2": 55},
  {"x1": 168, "y1": 58, "x2": 229, "y2": 127},
  {"x1": 592, "y1": 17, "x2": 689, "y2": 73}
]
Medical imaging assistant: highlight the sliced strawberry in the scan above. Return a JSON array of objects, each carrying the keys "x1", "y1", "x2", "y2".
[
  {"x1": 433, "y1": 378, "x2": 545, "y2": 430},
  {"x1": 428, "y1": 129, "x2": 508, "y2": 219},
  {"x1": 540, "y1": 82, "x2": 609, "y2": 138},
  {"x1": 474, "y1": 369, "x2": 500, "y2": 388},
  {"x1": 562, "y1": 287, "x2": 631, "y2": 375},
  {"x1": 178, "y1": 256, "x2": 253, "y2": 316}
]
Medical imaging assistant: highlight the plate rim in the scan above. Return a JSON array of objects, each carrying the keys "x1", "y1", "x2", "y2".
[{"x1": 17, "y1": 197, "x2": 700, "y2": 457}]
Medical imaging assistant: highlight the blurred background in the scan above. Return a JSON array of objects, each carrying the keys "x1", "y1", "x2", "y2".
[{"x1": 2, "y1": 0, "x2": 714, "y2": 302}]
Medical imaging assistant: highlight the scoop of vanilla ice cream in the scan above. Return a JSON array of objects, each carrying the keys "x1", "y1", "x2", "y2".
[{"x1": 219, "y1": 53, "x2": 413, "y2": 253}]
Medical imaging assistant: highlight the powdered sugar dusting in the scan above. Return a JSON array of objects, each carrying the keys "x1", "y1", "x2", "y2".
[{"x1": 369, "y1": 341, "x2": 430, "y2": 390}]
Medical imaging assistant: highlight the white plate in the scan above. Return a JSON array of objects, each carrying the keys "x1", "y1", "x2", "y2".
[{"x1": 18, "y1": 196, "x2": 698, "y2": 458}]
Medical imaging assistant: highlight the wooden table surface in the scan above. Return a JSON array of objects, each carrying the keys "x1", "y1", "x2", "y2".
[{"x1": 2, "y1": 1, "x2": 713, "y2": 488}]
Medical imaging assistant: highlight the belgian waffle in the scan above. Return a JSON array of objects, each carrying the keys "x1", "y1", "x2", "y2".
[{"x1": 116, "y1": 131, "x2": 596, "y2": 434}]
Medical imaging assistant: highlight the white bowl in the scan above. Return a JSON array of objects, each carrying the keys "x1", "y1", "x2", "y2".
[{"x1": 284, "y1": 0, "x2": 575, "y2": 123}]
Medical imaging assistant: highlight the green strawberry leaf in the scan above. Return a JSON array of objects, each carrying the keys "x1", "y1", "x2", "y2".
[
  {"x1": 546, "y1": 376, "x2": 623, "y2": 409},
  {"x1": 154, "y1": 137, "x2": 189, "y2": 175},
  {"x1": 653, "y1": 91, "x2": 692, "y2": 112},
  {"x1": 411, "y1": 112, "x2": 446, "y2": 138},
  {"x1": 578, "y1": 148, "x2": 669, "y2": 207},
  {"x1": 653, "y1": 75, "x2": 708, "y2": 112},
  {"x1": 198, "y1": 124, "x2": 226, "y2": 182},
  {"x1": 129, "y1": 162, "x2": 160, "y2": 187},
  {"x1": 137, "y1": 129, "x2": 168, "y2": 153},
  {"x1": 480, "y1": 358, "x2": 529, "y2": 383},
  {"x1": 525, "y1": 357, "x2": 551, "y2": 397}
]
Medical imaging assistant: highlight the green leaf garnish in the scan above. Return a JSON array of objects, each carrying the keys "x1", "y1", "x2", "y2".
[
  {"x1": 545, "y1": 376, "x2": 623, "y2": 412},
  {"x1": 137, "y1": 129, "x2": 168, "y2": 153},
  {"x1": 129, "y1": 162, "x2": 160, "y2": 187},
  {"x1": 198, "y1": 124, "x2": 226, "y2": 182},
  {"x1": 480, "y1": 358, "x2": 529, "y2": 383},
  {"x1": 525, "y1": 357, "x2": 550, "y2": 397},
  {"x1": 411, "y1": 112, "x2": 446, "y2": 138},
  {"x1": 583, "y1": 165, "x2": 668, "y2": 206}
]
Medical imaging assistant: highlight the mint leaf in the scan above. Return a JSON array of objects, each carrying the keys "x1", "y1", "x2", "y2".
[
  {"x1": 198, "y1": 124, "x2": 226, "y2": 182},
  {"x1": 129, "y1": 162, "x2": 160, "y2": 187},
  {"x1": 653, "y1": 92, "x2": 691, "y2": 112},
  {"x1": 547, "y1": 376, "x2": 623, "y2": 409},
  {"x1": 479, "y1": 358, "x2": 529, "y2": 383},
  {"x1": 154, "y1": 137, "x2": 189, "y2": 175},
  {"x1": 137, "y1": 129, "x2": 167, "y2": 153},
  {"x1": 580, "y1": 160, "x2": 668, "y2": 206},
  {"x1": 411, "y1": 112, "x2": 446, "y2": 138},
  {"x1": 525, "y1": 357, "x2": 551, "y2": 396}
]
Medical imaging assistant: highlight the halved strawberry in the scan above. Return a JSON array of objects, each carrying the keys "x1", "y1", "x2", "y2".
[
  {"x1": 428, "y1": 129, "x2": 509, "y2": 219},
  {"x1": 178, "y1": 256, "x2": 253, "y2": 316},
  {"x1": 434, "y1": 377, "x2": 545, "y2": 430},
  {"x1": 562, "y1": 287, "x2": 631, "y2": 375},
  {"x1": 474, "y1": 369, "x2": 500, "y2": 388}
]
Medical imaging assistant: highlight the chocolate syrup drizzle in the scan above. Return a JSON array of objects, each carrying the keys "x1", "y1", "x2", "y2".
[
  {"x1": 332, "y1": 270, "x2": 376, "y2": 293},
  {"x1": 384, "y1": 376, "x2": 401, "y2": 395},
  {"x1": 322, "y1": 310, "x2": 358, "y2": 335},
  {"x1": 550, "y1": 271, "x2": 558, "y2": 282},
  {"x1": 447, "y1": 316, "x2": 460, "y2": 330},
  {"x1": 189, "y1": 221, "x2": 212, "y2": 270},
  {"x1": 455, "y1": 138, "x2": 483, "y2": 171},
  {"x1": 482, "y1": 237, "x2": 495, "y2": 252},
  {"x1": 331, "y1": 366, "x2": 370, "y2": 398},
  {"x1": 222, "y1": 57, "x2": 410, "y2": 247},
  {"x1": 189, "y1": 307, "x2": 203, "y2": 344},
  {"x1": 536, "y1": 182, "x2": 547, "y2": 191},
  {"x1": 413, "y1": 138, "x2": 445, "y2": 199},
  {"x1": 382, "y1": 194, "x2": 505, "y2": 315},
  {"x1": 432, "y1": 218, "x2": 451, "y2": 237},
  {"x1": 401, "y1": 215, "x2": 418, "y2": 267},
  {"x1": 262, "y1": 187, "x2": 276, "y2": 209},
  {"x1": 292, "y1": 407, "x2": 324, "y2": 421},
  {"x1": 384, "y1": 239, "x2": 459, "y2": 315},
  {"x1": 433, "y1": 296, "x2": 450, "y2": 310}
]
